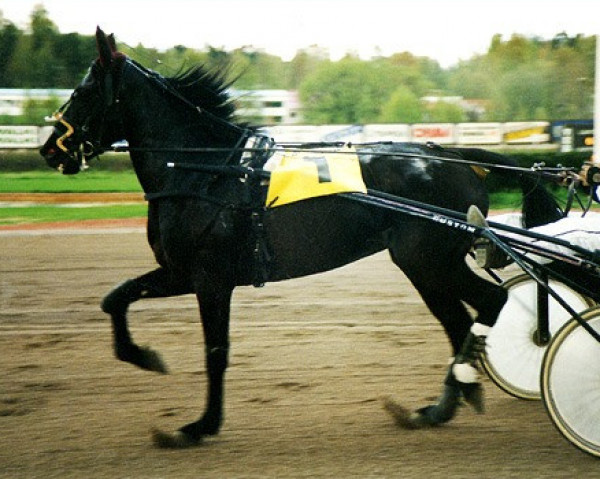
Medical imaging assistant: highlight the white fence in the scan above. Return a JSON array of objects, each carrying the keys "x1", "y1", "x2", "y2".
[
  {"x1": 266, "y1": 121, "x2": 551, "y2": 145},
  {"x1": 0, "y1": 121, "x2": 559, "y2": 149},
  {"x1": 0, "y1": 126, "x2": 53, "y2": 148}
]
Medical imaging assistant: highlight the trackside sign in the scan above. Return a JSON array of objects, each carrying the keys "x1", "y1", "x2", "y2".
[{"x1": 0, "y1": 126, "x2": 40, "y2": 148}]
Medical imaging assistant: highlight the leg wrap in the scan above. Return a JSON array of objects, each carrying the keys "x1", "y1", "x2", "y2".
[
  {"x1": 452, "y1": 324, "x2": 488, "y2": 382},
  {"x1": 450, "y1": 323, "x2": 489, "y2": 412},
  {"x1": 456, "y1": 323, "x2": 489, "y2": 363}
]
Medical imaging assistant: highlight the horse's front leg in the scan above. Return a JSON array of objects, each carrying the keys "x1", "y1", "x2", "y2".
[
  {"x1": 101, "y1": 267, "x2": 192, "y2": 373},
  {"x1": 153, "y1": 283, "x2": 233, "y2": 448}
]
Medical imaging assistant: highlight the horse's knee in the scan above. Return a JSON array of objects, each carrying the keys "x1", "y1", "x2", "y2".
[{"x1": 101, "y1": 279, "x2": 142, "y2": 315}]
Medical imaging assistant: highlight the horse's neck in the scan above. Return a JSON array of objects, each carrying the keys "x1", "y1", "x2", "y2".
[
  {"x1": 119, "y1": 73, "x2": 243, "y2": 194},
  {"x1": 124, "y1": 117, "x2": 240, "y2": 195}
]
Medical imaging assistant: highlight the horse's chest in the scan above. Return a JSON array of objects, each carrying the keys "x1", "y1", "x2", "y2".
[{"x1": 155, "y1": 206, "x2": 246, "y2": 267}]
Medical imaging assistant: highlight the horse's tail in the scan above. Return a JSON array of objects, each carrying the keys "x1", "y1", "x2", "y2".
[{"x1": 449, "y1": 147, "x2": 564, "y2": 228}]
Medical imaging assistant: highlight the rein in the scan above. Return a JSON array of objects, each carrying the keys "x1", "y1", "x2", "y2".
[{"x1": 107, "y1": 142, "x2": 579, "y2": 185}]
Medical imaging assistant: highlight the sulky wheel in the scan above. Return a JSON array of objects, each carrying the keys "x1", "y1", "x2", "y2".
[
  {"x1": 541, "y1": 306, "x2": 600, "y2": 457},
  {"x1": 481, "y1": 273, "x2": 594, "y2": 400}
]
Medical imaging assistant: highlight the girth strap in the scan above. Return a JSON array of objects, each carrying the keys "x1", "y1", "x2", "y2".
[{"x1": 250, "y1": 209, "x2": 271, "y2": 287}]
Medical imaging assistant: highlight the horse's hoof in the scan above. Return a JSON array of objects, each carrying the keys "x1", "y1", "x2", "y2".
[
  {"x1": 383, "y1": 398, "x2": 431, "y2": 430},
  {"x1": 139, "y1": 346, "x2": 169, "y2": 374},
  {"x1": 151, "y1": 428, "x2": 203, "y2": 449},
  {"x1": 460, "y1": 382, "x2": 485, "y2": 414},
  {"x1": 117, "y1": 344, "x2": 169, "y2": 374}
]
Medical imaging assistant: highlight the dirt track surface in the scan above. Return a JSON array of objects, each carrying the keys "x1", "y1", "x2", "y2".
[{"x1": 1, "y1": 225, "x2": 598, "y2": 478}]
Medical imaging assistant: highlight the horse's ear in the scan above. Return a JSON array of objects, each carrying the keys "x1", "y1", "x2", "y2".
[
  {"x1": 96, "y1": 26, "x2": 113, "y2": 68},
  {"x1": 108, "y1": 34, "x2": 118, "y2": 53}
]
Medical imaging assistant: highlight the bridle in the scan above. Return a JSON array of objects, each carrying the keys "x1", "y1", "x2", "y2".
[{"x1": 47, "y1": 56, "x2": 127, "y2": 173}]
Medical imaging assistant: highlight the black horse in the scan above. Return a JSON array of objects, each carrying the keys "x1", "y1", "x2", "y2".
[{"x1": 40, "y1": 28, "x2": 562, "y2": 448}]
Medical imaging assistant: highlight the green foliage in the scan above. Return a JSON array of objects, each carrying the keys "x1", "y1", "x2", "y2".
[
  {"x1": 482, "y1": 150, "x2": 591, "y2": 192},
  {"x1": 299, "y1": 58, "x2": 389, "y2": 123},
  {"x1": 1, "y1": 6, "x2": 96, "y2": 88},
  {"x1": 425, "y1": 101, "x2": 466, "y2": 123},
  {"x1": 451, "y1": 33, "x2": 596, "y2": 121},
  {"x1": 0, "y1": 150, "x2": 54, "y2": 170},
  {"x1": 22, "y1": 96, "x2": 61, "y2": 125},
  {"x1": 0, "y1": 20, "x2": 20, "y2": 85},
  {"x1": 378, "y1": 86, "x2": 423, "y2": 123},
  {"x1": 0, "y1": 6, "x2": 596, "y2": 125}
]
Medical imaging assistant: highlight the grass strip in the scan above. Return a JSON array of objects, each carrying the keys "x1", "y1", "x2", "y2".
[
  {"x1": 0, "y1": 204, "x2": 147, "y2": 225},
  {"x1": 0, "y1": 171, "x2": 142, "y2": 193}
]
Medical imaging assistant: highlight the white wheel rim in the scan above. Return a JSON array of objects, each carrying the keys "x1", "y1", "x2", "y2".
[
  {"x1": 544, "y1": 314, "x2": 600, "y2": 454},
  {"x1": 485, "y1": 277, "x2": 590, "y2": 398}
]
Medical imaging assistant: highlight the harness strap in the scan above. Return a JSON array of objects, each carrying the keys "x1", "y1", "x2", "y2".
[
  {"x1": 251, "y1": 209, "x2": 271, "y2": 287},
  {"x1": 146, "y1": 150, "x2": 274, "y2": 288}
]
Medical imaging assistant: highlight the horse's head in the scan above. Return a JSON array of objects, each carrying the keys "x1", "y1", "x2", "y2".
[{"x1": 40, "y1": 27, "x2": 126, "y2": 174}]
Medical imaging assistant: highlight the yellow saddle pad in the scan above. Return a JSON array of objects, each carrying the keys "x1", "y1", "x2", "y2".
[{"x1": 266, "y1": 147, "x2": 367, "y2": 207}]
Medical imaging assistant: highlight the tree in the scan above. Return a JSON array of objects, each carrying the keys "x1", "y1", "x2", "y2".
[
  {"x1": 446, "y1": 57, "x2": 493, "y2": 99},
  {"x1": 378, "y1": 86, "x2": 423, "y2": 123},
  {"x1": 384, "y1": 52, "x2": 440, "y2": 96},
  {"x1": 0, "y1": 18, "x2": 21, "y2": 86},
  {"x1": 0, "y1": 4, "x2": 597, "y2": 126},
  {"x1": 486, "y1": 63, "x2": 552, "y2": 121},
  {"x1": 486, "y1": 33, "x2": 538, "y2": 73},
  {"x1": 52, "y1": 33, "x2": 97, "y2": 87},
  {"x1": 287, "y1": 47, "x2": 328, "y2": 89},
  {"x1": 30, "y1": 5, "x2": 58, "y2": 50},
  {"x1": 427, "y1": 101, "x2": 465, "y2": 123},
  {"x1": 299, "y1": 57, "x2": 397, "y2": 124},
  {"x1": 545, "y1": 38, "x2": 594, "y2": 119},
  {"x1": 23, "y1": 95, "x2": 61, "y2": 124},
  {"x1": 230, "y1": 48, "x2": 288, "y2": 89},
  {"x1": 5, "y1": 5, "x2": 60, "y2": 87}
]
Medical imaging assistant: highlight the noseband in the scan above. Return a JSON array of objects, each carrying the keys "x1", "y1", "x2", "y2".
[{"x1": 49, "y1": 57, "x2": 126, "y2": 172}]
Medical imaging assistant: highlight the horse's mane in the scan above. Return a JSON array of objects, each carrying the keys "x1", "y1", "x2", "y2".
[{"x1": 165, "y1": 63, "x2": 242, "y2": 127}]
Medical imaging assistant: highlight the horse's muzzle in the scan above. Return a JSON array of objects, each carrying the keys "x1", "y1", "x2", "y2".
[{"x1": 40, "y1": 136, "x2": 82, "y2": 175}]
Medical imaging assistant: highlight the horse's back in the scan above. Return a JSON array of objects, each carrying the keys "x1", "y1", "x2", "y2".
[{"x1": 359, "y1": 143, "x2": 489, "y2": 214}]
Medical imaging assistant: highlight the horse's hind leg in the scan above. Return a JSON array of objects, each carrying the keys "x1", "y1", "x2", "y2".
[
  {"x1": 101, "y1": 267, "x2": 192, "y2": 373},
  {"x1": 451, "y1": 259, "x2": 508, "y2": 371},
  {"x1": 391, "y1": 284, "x2": 475, "y2": 427},
  {"x1": 430, "y1": 264, "x2": 508, "y2": 417},
  {"x1": 388, "y1": 246, "x2": 507, "y2": 428}
]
